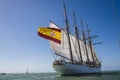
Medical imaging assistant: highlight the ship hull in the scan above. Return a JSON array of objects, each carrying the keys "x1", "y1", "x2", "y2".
[{"x1": 53, "y1": 62, "x2": 101, "y2": 75}]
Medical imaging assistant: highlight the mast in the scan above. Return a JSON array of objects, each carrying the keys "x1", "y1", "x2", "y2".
[
  {"x1": 86, "y1": 24, "x2": 95, "y2": 62},
  {"x1": 80, "y1": 18, "x2": 90, "y2": 62},
  {"x1": 63, "y1": 2, "x2": 73, "y2": 63},
  {"x1": 73, "y1": 11, "x2": 83, "y2": 63}
]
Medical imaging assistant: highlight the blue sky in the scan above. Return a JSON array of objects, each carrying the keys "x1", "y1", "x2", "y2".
[{"x1": 0, "y1": 0, "x2": 120, "y2": 73}]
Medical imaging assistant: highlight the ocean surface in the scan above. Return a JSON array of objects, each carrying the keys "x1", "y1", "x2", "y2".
[{"x1": 0, "y1": 71, "x2": 120, "y2": 80}]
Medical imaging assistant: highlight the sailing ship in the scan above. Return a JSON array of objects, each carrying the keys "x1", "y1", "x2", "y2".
[{"x1": 38, "y1": 3, "x2": 101, "y2": 75}]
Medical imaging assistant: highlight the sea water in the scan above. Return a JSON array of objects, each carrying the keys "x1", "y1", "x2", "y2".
[{"x1": 0, "y1": 71, "x2": 120, "y2": 80}]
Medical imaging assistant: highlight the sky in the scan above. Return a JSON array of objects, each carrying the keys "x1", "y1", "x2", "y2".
[{"x1": 0, "y1": 0, "x2": 120, "y2": 73}]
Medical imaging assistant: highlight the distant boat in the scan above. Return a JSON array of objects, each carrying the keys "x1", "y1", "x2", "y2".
[
  {"x1": 1, "y1": 73, "x2": 6, "y2": 75},
  {"x1": 26, "y1": 67, "x2": 29, "y2": 74},
  {"x1": 26, "y1": 70, "x2": 28, "y2": 75},
  {"x1": 38, "y1": 2, "x2": 102, "y2": 76}
]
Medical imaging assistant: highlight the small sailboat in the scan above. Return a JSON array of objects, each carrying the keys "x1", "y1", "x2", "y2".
[
  {"x1": 38, "y1": 2, "x2": 101, "y2": 75},
  {"x1": 26, "y1": 67, "x2": 29, "y2": 74}
]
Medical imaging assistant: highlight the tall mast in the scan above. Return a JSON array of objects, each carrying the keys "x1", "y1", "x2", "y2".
[
  {"x1": 80, "y1": 18, "x2": 90, "y2": 62},
  {"x1": 73, "y1": 11, "x2": 83, "y2": 63},
  {"x1": 86, "y1": 24, "x2": 95, "y2": 62},
  {"x1": 63, "y1": 2, "x2": 73, "y2": 63}
]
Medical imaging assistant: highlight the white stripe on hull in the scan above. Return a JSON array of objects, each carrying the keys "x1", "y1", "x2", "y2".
[{"x1": 53, "y1": 63, "x2": 101, "y2": 75}]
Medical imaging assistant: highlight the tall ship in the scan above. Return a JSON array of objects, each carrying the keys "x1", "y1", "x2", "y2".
[{"x1": 38, "y1": 3, "x2": 101, "y2": 75}]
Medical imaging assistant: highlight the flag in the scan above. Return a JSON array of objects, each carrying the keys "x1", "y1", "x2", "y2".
[{"x1": 38, "y1": 27, "x2": 61, "y2": 44}]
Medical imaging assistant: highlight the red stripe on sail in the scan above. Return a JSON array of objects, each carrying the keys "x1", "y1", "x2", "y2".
[
  {"x1": 48, "y1": 28, "x2": 61, "y2": 32},
  {"x1": 38, "y1": 32, "x2": 61, "y2": 44}
]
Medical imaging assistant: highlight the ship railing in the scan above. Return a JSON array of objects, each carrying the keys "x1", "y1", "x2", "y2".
[
  {"x1": 53, "y1": 59, "x2": 65, "y2": 65},
  {"x1": 53, "y1": 59, "x2": 101, "y2": 67}
]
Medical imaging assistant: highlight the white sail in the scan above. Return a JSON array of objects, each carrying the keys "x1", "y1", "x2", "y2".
[
  {"x1": 49, "y1": 22, "x2": 71, "y2": 60},
  {"x1": 49, "y1": 21, "x2": 99, "y2": 62}
]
